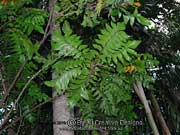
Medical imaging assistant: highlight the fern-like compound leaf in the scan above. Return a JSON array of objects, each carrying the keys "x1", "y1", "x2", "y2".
[{"x1": 94, "y1": 22, "x2": 141, "y2": 64}]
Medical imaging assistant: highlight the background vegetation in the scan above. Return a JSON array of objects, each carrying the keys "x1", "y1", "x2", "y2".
[{"x1": 0, "y1": 0, "x2": 179, "y2": 135}]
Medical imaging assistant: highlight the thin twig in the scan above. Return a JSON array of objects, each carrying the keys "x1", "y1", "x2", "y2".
[
  {"x1": 0, "y1": 60, "x2": 27, "y2": 108},
  {"x1": 0, "y1": 65, "x2": 45, "y2": 131},
  {"x1": 40, "y1": 0, "x2": 77, "y2": 45},
  {"x1": 0, "y1": 21, "x2": 10, "y2": 31},
  {"x1": 0, "y1": 94, "x2": 61, "y2": 133},
  {"x1": 7, "y1": 60, "x2": 27, "y2": 93},
  {"x1": 0, "y1": 106, "x2": 14, "y2": 131},
  {"x1": 0, "y1": 64, "x2": 7, "y2": 93},
  {"x1": 16, "y1": 104, "x2": 22, "y2": 135},
  {"x1": 0, "y1": 55, "x2": 60, "y2": 131},
  {"x1": 40, "y1": 14, "x2": 52, "y2": 45},
  {"x1": 0, "y1": 0, "x2": 57, "y2": 132},
  {"x1": 40, "y1": 0, "x2": 56, "y2": 45}
]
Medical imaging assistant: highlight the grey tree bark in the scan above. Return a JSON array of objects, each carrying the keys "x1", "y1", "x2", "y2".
[
  {"x1": 53, "y1": 91, "x2": 74, "y2": 135},
  {"x1": 150, "y1": 92, "x2": 171, "y2": 135},
  {"x1": 49, "y1": 0, "x2": 74, "y2": 133},
  {"x1": 133, "y1": 81, "x2": 160, "y2": 135}
]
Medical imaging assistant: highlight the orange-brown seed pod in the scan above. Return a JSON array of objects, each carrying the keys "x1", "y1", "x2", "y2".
[
  {"x1": 1, "y1": 0, "x2": 8, "y2": 5},
  {"x1": 133, "y1": 2, "x2": 141, "y2": 7},
  {"x1": 124, "y1": 65, "x2": 137, "y2": 74}
]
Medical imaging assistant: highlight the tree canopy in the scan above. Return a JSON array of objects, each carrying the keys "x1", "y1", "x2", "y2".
[{"x1": 0, "y1": 0, "x2": 180, "y2": 135}]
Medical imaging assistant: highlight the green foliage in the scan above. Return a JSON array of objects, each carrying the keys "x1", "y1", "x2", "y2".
[
  {"x1": 45, "y1": 68, "x2": 82, "y2": 93},
  {"x1": 94, "y1": 22, "x2": 141, "y2": 64},
  {"x1": 81, "y1": 11, "x2": 100, "y2": 27},
  {"x1": 93, "y1": 74, "x2": 135, "y2": 117},
  {"x1": 0, "y1": 0, "x2": 49, "y2": 128},
  {"x1": 45, "y1": 19, "x2": 156, "y2": 134},
  {"x1": 54, "y1": 0, "x2": 150, "y2": 28},
  {"x1": 104, "y1": 0, "x2": 150, "y2": 26},
  {"x1": 51, "y1": 21, "x2": 89, "y2": 58},
  {"x1": 22, "y1": 105, "x2": 36, "y2": 123},
  {"x1": 68, "y1": 68, "x2": 90, "y2": 108},
  {"x1": 9, "y1": 29, "x2": 40, "y2": 61},
  {"x1": 0, "y1": 0, "x2": 159, "y2": 134},
  {"x1": 28, "y1": 84, "x2": 49, "y2": 102},
  {"x1": 15, "y1": 8, "x2": 48, "y2": 35}
]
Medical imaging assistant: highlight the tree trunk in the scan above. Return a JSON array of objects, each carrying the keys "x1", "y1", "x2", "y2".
[
  {"x1": 133, "y1": 81, "x2": 160, "y2": 135},
  {"x1": 53, "y1": 90, "x2": 74, "y2": 135},
  {"x1": 150, "y1": 92, "x2": 171, "y2": 135},
  {"x1": 50, "y1": 0, "x2": 74, "y2": 133}
]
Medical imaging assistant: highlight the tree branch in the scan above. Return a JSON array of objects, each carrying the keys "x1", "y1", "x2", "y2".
[
  {"x1": 133, "y1": 81, "x2": 160, "y2": 135},
  {"x1": 150, "y1": 92, "x2": 171, "y2": 135},
  {"x1": 0, "y1": 55, "x2": 60, "y2": 131},
  {"x1": 0, "y1": 0, "x2": 58, "y2": 132},
  {"x1": 0, "y1": 65, "x2": 45, "y2": 131},
  {"x1": 39, "y1": 14, "x2": 52, "y2": 45},
  {"x1": 40, "y1": 0, "x2": 56, "y2": 45},
  {"x1": 0, "y1": 94, "x2": 61, "y2": 134},
  {"x1": 0, "y1": 63, "x2": 7, "y2": 93},
  {"x1": 0, "y1": 60, "x2": 27, "y2": 108}
]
